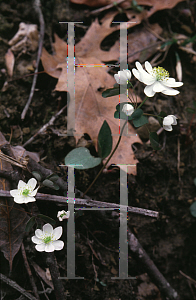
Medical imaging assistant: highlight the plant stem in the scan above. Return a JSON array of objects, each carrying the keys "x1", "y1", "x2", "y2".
[
  {"x1": 137, "y1": 96, "x2": 148, "y2": 109},
  {"x1": 82, "y1": 120, "x2": 128, "y2": 198}
]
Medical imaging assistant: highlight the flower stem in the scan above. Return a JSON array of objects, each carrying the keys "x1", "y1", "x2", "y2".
[
  {"x1": 82, "y1": 120, "x2": 128, "y2": 198},
  {"x1": 137, "y1": 96, "x2": 148, "y2": 109}
]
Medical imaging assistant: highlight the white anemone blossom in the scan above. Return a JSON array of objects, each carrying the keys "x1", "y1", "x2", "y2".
[
  {"x1": 122, "y1": 103, "x2": 134, "y2": 116},
  {"x1": 57, "y1": 210, "x2": 70, "y2": 221},
  {"x1": 132, "y1": 61, "x2": 183, "y2": 97},
  {"x1": 10, "y1": 178, "x2": 38, "y2": 204},
  {"x1": 163, "y1": 115, "x2": 178, "y2": 131},
  {"x1": 114, "y1": 69, "x2": 131, "y2": 84},
  {"x1": 32, "y1": 223, "x2": 64, "y2": 252}
]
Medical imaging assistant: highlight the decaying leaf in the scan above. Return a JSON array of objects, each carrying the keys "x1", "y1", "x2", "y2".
[
  {"x1": 5, "y1": 49, "x2": 15, "y2": 78},
  {"x1": 41, "y1": 15, "x2": 143, "y2": 174},
  {"x1": 0, "y1": 132, "x2": 29, "y2": 271},
  {"x1": 8, "y1": 22, "x2": 39, "y2": 53}
]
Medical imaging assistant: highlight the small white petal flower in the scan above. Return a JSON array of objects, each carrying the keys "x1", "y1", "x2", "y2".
[
  {"x1": 163, "y1": 115, "x2": 178, "y2": 131},
  {"x1": 122, "y1": 104, "x2": 134, "y2": 116},
  {"x1": 10, "y1": 178, "x2": 38, "y2": 204},
  {"x1": 132, "y1": 61, "x2": 183, "y2": 97},
  {"x1": 114, "y1": 69, "x2": 131, "y2": 84},
  {"x1": 57, "y1": 210, "x2": 70, "y2": 221},
  {"x1": 32, "y1": 223, "x2": 64, "y2": 252}
]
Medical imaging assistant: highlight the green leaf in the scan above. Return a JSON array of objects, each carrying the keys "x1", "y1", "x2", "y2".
[
  {"x1": 42, "y1": 179, "x2": 59, "y2": 190},
  {"x1": 131, "y1": 108, "x2": 143, "y2": 120},
  {"x1": 46, "y1": 174, "x2": 59, "y2": 182},
  {"x1": 32, "y1": 171, "x2": 42, "y2": 182},
  {"x1": 25, "y1": 217, "x2": 36, "y2": 232},
  {"x1": 65, "y1": 147, "x2": 102, "y2": 169},
  {"x1": 149, "y1": 132, "x2": 161, "y2": 150},
  {"x1": 193, "y1": 101, "x2": 196, "y2": 109},
  {"x1": 102, "y1": 83, "x2": 131, "y2": 98},
  {"x1": 102, "y1": 87, "x2": 120, "y2": 98},
  {"x1": 133, "y1": 115, "x2": 148, "y2": 128},
  {"x1": 37, "y1": 214, "x2": 56, "y2": 226},
  {"x1": 190, "y1": 202, "x2": 196, "y2": 217},
  {"x1": 98, "y1": 121, "x2": 112, "y2": 159},
  {"x1": 194, "y1": 178, "x2": 196, "y2": 186}
]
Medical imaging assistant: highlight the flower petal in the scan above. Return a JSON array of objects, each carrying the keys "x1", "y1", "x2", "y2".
[
  {"x1": 35, "y1": 229, "x2": 44, "y2": 239},
  {"x1": 52, "y1": 240, "x2": 64, "y2": 251},
  {"x1": 132, "y1": 68, "x2": 141, "y2": 81},
  {"x1": 29, "y1": 187, "x2": 38, "y2": 197},
  {"x1": 35, "y1": 244, "x2": 46, "y2": 252},
  {"x1": 53, "y1": 226, "x2": 63, "y2": 240},
  {"x1": 13, "y1": 196, "x2": 26, "y2": 204},
  {"x1": 145, "y1": 61, "x2": 153, "y2": 73},
  {"x1": 153, "y1": 81, "x2": 165, "y2": 92},
  {"x1": 114, "y1": 74, "x2": 120, "y2": 84},
  {"x1": 32, "y1": 236, "x2": 43, "y2": 244},
  {"x1": 45, "y1": 243, "x2": 55, "y2": 252},
  {"x1": 144, "y1": 85, "x2": 156, "y2": 97},
  {"x1": 163, "y1": 125, "x2": 172, "y2": 131},
  {"x1": 24, "y1": 196, "x2": 36, "y2": 203},
  {"x1": 43, "y1": 223, "x2": 53, "y2": 235},
  {"x1": 27, "y1": 178, "x2": 37, "y2": 190},
  {"x1": 10, "y1": 189, "x2": 19, "y2": 197},
  {"x1": 18, "y1": 180, "x2": 27, "y2": 189},
  {"x1": 161, "y1": 87, "x2": 180, "y2": 96},
  {"x1": 163, "y1": 116, "x2": 173, "y2": 125},
  {"x1": 162, "y1": 78, "x2": 183, "y2": 87}
]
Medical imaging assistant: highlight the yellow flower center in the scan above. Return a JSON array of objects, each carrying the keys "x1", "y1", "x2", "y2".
[
  {"x1": 152, "y1": 66, "x2": 169, "y2": 81},
  {"x1": 22, "y1": 189, "x2": 30, "y2": 196},
  {"x1": 43, "y1": 236, "x2": 52, "y2": 244}
]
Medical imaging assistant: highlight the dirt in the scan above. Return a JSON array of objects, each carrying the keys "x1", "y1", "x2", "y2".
[{"x1": 1, "y1": 1, "x2": 196, "y2": 299}]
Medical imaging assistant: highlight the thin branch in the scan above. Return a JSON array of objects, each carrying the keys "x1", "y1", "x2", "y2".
[
  {"x1": 0, "y1": 190, "x2": 159, "y2": 218},
  {"x1": 21, "y1": 0, "x2": 45, "y2": 120},
  {"x1": 21, "y1": 243, "x2": 40, "y2": 300},
  {"x1": 23, "y1": 104, "x2": 67, "y2": 147},
  {"x1": 127, "y1": 228, "x2": 179, "y2": 299},
  {"x1": 0, "y1": 273, "x2": 38, "y2": 300}
]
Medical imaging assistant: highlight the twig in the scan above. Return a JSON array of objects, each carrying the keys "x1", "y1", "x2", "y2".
[
  {"x1": 127, "y1": 228, "x2": 179, "y2": 299},
  {"x1": 21, "y1": 243, "x2": 40, "y2": 300},
  {"x1": 45, "y1": 252, "x2": 66, "y2": 300},
  {"x1": 179, "y1": 270, "x2": 196, "y2": 286},
  {"x1": 22, "y1": 104, "x2": 67, "y2": 147},
  {"x1": 21, "y1": 0, "x2": 45, "y2": 120},
  {"x1": 0, "y1": 273, "x2": 38, "y2": 300},
  {"x1": 0, "y1": 190, "x2": 159, "y2": 218},
  {"x1": 0, "y1": 149, "x2": 28, "y2": 170},
  {"x1": 90, "y1": 0, "x2": 127, "y2": 15}
]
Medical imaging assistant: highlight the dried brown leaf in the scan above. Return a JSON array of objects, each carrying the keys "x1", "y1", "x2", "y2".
[
  {"x1": 0, "y1": 132, "x2": 29, "y2": 271},
  {"x1": 5, "y1": 49, "x2": 15, "y2": 78}
]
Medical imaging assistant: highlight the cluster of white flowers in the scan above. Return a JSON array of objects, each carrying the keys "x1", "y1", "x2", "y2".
[{"x1": 114, "y1": 62, "x2": 183, "y2": 131}]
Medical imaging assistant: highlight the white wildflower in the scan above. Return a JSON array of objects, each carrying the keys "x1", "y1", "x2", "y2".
[
  {"x1": 163, "y1": 115, "x2": 178, "y2": 131},
  {"x1": 114, "y1": 69, "x2": 131, "y2": 84},
  {"x1": 132, "y1": 61, "x2": 183, "y2": 97},
  {"x1": 122, "y1": 103, "x2": 134, "y2": 116},
  {"x1": 10, "y1": 178, "x2": 38, "y2": 204},
  {"x1": 31, "y1": 223, "x2": 64, "y2": 252},
  {"x1": 57, "y1": 210, "x2": 70, "y2": 221}
]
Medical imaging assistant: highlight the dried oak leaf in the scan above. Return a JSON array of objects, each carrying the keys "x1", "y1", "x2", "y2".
[
  {"x1": 0, "y1": 132, "x2": 29, "y2": 271},
  {"x1": 41, "y1": 16, "x2": 142, "y2": 174}
]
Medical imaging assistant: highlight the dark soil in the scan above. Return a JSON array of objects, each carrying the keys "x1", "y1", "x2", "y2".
[{"x1": 1, "y1": 1, "x2": 196, "y2": 299}]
